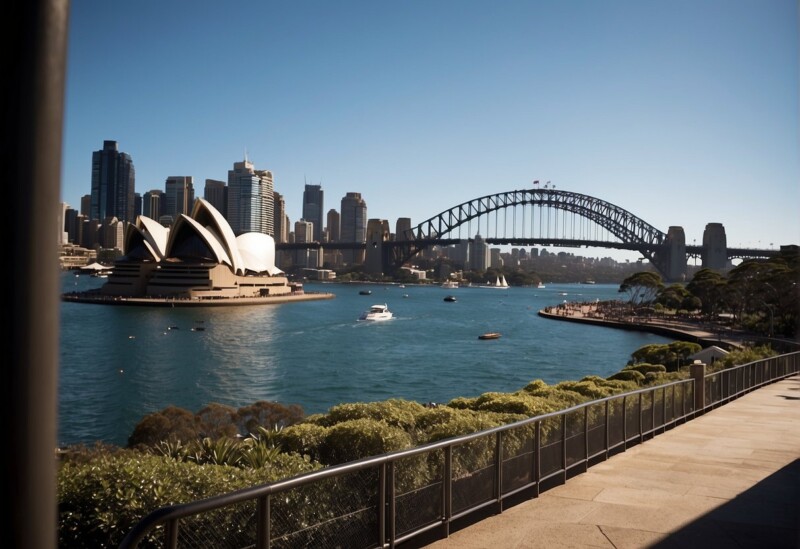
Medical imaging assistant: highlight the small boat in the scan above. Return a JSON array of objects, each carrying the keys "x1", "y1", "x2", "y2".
[
  {"x1": 359, "y1": 290, "x2": 372, "y2": 295},
  {"x1": 480, "y1": 275, "x2": 508, "y2": 289},
  {"x1": 537, "y1": 282, "x2": 546, "y2": 289},
  {"x1": 478, "y1": 332, "x2": 501, "y2": 340},
  {"x1": 444, "y1": 295, "x2": 457, "y2": 302},
  {"x1": 358, "y1": 303, "x2": 393, "y2": 321},
  {"x1": 441, "y1": 280, "x2": 459, "y2": 289}
]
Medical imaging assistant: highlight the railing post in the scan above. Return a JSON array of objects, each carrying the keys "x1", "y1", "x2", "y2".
[
  {"x1": 690, "y1": 361, "x2": 706, "y2": 413},
  {"x1": 256, "y1": 495, "x2": 270, "y2": 549},
  {"x1": 584, "y1": 405, "x2": 589, "y2": 471},
  {"x1": 378, "y1": 463, "x2": 386, "y2": 549},
  {"x1": 534, "y1": 421, "x2": 541, "y2": 497},
  {"x1": 561, "y1": 414, "x2": 568, "y2": 483},
  {"x1": 604, "y1": 400, "x2": 609, "y2": 460},
  {"x1": 443, "y1": 446, "x2": 452, "y2": 538},
  {"x1": 495, "y1": 431, "x2": 504, "y2": 512},
  {"x1": 622, "y1": 395, "x2": 627, "y2": 448},
  {"x1": 387, "y1": 462, "x2": 395, "y2": 548}
]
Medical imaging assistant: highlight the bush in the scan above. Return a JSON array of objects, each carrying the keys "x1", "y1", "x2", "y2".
[
  {"x1": 623, "y1": 363, "x2": 667, "y2": 376},
  {"x1": 316, "y1": 399, "x2": 426, "y2": 430},
  {"x1": 606, "y1": 370, "x2": 645, "y2": 384},
  {"x1": 236, "y1": 401, "x2": 305, "y2": 434},
  {"x1": 127, "y1": 405, "x2": 199, "y2": 448},
  {"x1": 471, "y1": 391, "x2": 556, "y2": 416},
  {"x1": 719, "y1": 345, "x2": 778, "y2": 369},
  {"x1": 629, "y1": 342, "x2": 702, "y2": 371},
  {"x1": 422, "y1": 410, "x2": 506, "y2": 443},
  {"x1": 275, "y1": 423, "x2": 328, "y2": 462},
  {"x1": 58, "y1": 446, "x2": 320, "y2": 548},
  {"x1": 320, "y1": 418, "x2": 413, "y2": 465}
]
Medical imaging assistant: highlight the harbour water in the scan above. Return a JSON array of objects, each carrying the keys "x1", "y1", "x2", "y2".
[{"x1": 59, "y1": 273, "x2": 672, "y2": 448}]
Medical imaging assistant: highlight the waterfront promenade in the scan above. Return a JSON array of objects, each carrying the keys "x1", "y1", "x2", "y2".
[
  {"x1": 423, "y1": 375, "x2": 800, "y2": 548},
  {"x1": 537, "y1": 301, "x2": 793, "y2": 351}
]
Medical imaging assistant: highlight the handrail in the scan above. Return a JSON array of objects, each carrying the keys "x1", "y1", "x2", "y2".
[{"x1": 119, "y1": 351, "x2": 799, "y2": 548}]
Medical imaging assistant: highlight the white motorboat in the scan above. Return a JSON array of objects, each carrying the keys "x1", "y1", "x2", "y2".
[
  {"x1": 359, "y1": 303, "x2": 393, "y2": 321},
  {"x1": 441, "y1": 280, "x2": 459, "y2": 289}
]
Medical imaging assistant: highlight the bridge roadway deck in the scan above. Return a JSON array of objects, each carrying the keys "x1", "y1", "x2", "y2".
[{"x1": 421, "y1": 376, "x2": 800, "y2": 548}]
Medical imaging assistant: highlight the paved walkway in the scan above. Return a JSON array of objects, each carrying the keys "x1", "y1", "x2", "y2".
[{"x1": 423, "y1": 376, "x2": 800, "y2": 549}]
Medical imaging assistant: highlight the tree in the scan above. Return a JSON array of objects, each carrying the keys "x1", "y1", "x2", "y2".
[
  {"x1": 656, "y1": 283, "x2": 690, "y2": 310},
  {"x1": 619, "y1": 272, "x2": 664, "y2": 305},
  {"x1": 127, "y1": 406, "x2": 199, "y2": 448},
  {"x1": 629, "y1": 342, "x2": 702, "y2": 372},
  {"x1": 196, "y1": 403, "x2": 239, "y2": 439},
  {"x1": 236, "y1": 401, "x2": 305, "y2": 435},
  {"x1": 686, "y1": 269, "x2": 727, "y2": 319}
]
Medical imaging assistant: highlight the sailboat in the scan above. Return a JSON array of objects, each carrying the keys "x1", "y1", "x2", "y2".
[{"x1": 481, "y1": 274, "x2": 509, "y2": 289}]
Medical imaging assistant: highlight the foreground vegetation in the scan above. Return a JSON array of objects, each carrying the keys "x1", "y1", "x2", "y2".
[{"x1": 58, "y1": 340, "x2": 781, "y2": 547}]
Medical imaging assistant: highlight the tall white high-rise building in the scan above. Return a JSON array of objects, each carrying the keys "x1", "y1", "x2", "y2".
[{"x1": 227, "y1": 157, "x2": 274, "y2": 236}]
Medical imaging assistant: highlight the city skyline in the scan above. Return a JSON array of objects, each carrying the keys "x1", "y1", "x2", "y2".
[{"x1": 61, "y1": 1, "x2": 799, "y2": 261}]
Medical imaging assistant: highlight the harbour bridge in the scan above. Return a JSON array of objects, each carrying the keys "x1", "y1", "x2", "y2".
[{"x1": 277, "y1": 188, "x2": 784, "y2": 282}]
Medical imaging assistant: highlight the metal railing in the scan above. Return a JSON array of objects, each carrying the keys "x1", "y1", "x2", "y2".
[{"x1": 119, "y1": 352, "x2": 799, "y2": 548}]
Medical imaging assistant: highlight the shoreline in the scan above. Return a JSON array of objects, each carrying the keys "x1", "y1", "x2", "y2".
[
  {"x1": 61, "y1": 291, "x2": 335, "y2": 307},
  {"x1": 538, "y1": 302, "x2": 799, "y2": 352}
]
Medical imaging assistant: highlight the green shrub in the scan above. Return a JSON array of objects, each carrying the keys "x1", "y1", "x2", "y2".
[
  {"x1": 719, "y1": 345, "x2": 778, "y2": 368},
  {"x1": 316, "y1": 399, "x2": 426, "y2": 430},
  {"x1": 422, "y1": 410, "x2": 506, "y2": 443},
  {"x1": 471, "y1": 392, "x2": 555, "y2": 416},
  {"x1": 644, "y1": 371, "x2": 687, "y2": 385},
  {"x1": 444, "y1": 396, "x2": 478, "y2": 409},
  {"x1": 320, "y1": 418, "x2": 413, "y2": 465},
  {"x1": 629, "y1": 342, "x2": 702, "y2": 371},
  {"x1": 521, "y1": 379, "x2": 549, "y2": 393},
  {"x1": 275, "y1": 423, "x2": 328, "y2": 462},
  {"x1": 576, "y1": 375, "x2": 639, "y2": 395},
  {"x1": 58, "y1": 447, "x2": 320, "y2": 548},
  {"x1": 127, "y1": 405, "x2": 200, "y2": 448},
  {"x1": 606, "y1": 370, "x2": 646, "y2": 384},
  {"x1": 623, "y1": 363, "x2": 667, "y2": 375}
]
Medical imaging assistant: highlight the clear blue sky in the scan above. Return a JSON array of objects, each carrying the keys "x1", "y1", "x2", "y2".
[{"x1": 61, "y1": 0, "x2": 799, "y2": 262}]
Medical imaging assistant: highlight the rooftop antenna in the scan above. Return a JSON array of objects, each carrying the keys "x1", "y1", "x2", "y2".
[{"x1": 244, "y1": 147, "x2": 249, "y2": 163}]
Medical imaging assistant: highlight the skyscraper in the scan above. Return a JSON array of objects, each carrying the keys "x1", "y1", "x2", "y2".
[
  {"x1": 142, "y1": 190, "x2": 165, "y2": 221},
  {"x1": 326, "y1": 208, "x2": 340, "y2": 243},
  {"x1": 302, "y1": 184, "x2": 324, "y2": 242},
  {"x1": 203, "y1": 179, "x2": 226, "y2": 215},
  {"x1": 165, "y1": 176, "x2": 195, "y2": 219},
  {"x1": 227, "y1": 157, "x2": 274, "y2": 236},
  {"x1": 340, "y1": 192, "x2": 367, "y2": 265},
  {"x1": 90, "y1": 140, "x2": 135, "y2": 223},
  {"x1": 273, "y1": 191, "x2": 288, "y2": 243}
]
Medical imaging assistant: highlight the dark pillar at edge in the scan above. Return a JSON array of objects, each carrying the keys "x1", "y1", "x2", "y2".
[{"x1": 5, "y1": 1, "x2": 69, "y2": 548}]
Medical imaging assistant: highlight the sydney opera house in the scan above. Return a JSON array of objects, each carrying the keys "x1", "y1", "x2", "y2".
[{"x1": 85, "y1": 198, "x2": 306, "y2": 301}]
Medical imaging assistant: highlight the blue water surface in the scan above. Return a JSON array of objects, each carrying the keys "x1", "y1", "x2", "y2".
[{"x1": 59, "y1": 274, "x2": 672, "y2": 447}]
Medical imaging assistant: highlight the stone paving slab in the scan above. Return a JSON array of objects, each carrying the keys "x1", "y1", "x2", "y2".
[{"x1": 421, "y1": 376, "x2": 800, "y2": 549}]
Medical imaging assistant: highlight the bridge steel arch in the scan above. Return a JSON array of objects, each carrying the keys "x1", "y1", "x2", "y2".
[{"x1": 386, "y1": 189, "x2": 675, "y2": 277}]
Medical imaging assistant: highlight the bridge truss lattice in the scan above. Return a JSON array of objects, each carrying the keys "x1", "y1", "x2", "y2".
[{"x1": 389, "y1": 189, "x2": 667, "y2": 271}]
